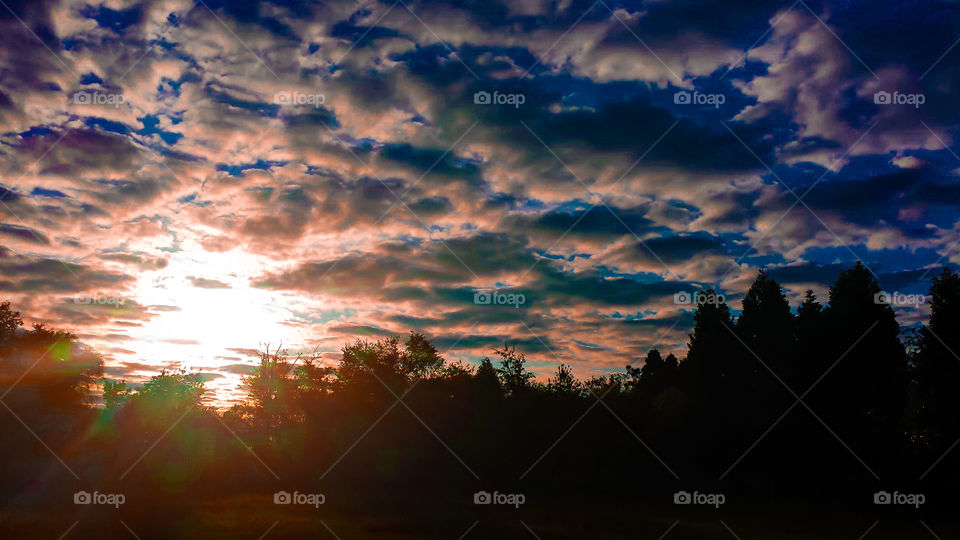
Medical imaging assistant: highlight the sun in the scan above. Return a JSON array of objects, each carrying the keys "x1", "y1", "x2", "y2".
[{"x1": 114, "y1": 245, "x2": 307, "y2": 405}]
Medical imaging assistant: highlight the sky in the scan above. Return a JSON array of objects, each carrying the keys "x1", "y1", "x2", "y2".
[{"x1": 0, "y1": 0, "x2": 958, "y2": 405}]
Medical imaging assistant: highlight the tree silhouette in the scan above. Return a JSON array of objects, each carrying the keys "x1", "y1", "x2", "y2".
[
  {"x1": 493, "y1": 344, "x2": 535, "y2": 395},
  {"x1": 911, "y1": 268, "x2": 960, "y2": 453},
  {"x1": 737, "y1": 270, "x2": 795, "y2": 382},
  {"x1": 336, "y1": 337, "x2": 408, "y2": 397},
  {"x1": 547, "y1": 363, "x2": 582, "y2": 396},
  {"x1": 795, "y1": 289, "x2": 825, "y2": 389},
  {"x1": 682, "y1": 289, "x2": 737, "y2": 395},
  {"x1": 400, "y1": 332, "x2": 445, "y2": 378},
  {"x1": 680, "y1": 289, "x2": 749, "y2": 465},
  {"x1": 0, "y1": 300, "x2": 22, "y2": 344},
  {"x1": 735, "y1": 271, "x2": 797, "y2": 439},
  {"x1": 475, "y1": 357, "x2": 500, "y2": 393},
  {"x1": 820, "y1": 261, "x2": 907, "y2": 461},
  {"x1": 628, "y1": 349, "x2": 678, "y2": 396},
  {"x1": 240, "y1": 345, "x2": 301, "y2": 432}
]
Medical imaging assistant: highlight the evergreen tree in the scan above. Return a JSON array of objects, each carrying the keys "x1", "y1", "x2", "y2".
[
  {"x1": 795, "y1": 290, "x2": 826, "y2": 389},
  {"x1": 820, "y1": 262, "x2": 907, "y2": 452},
  {"x1": 681, "y1": 290, "x2": 744, "y2": 456},
  {"x1": 475, "y1": 357, "x2": 501, "y2": 393},
  {"x1": 911, "y1": 268, "x2": 960, "y2": 451},
  {"x1": 736, "y1": 270, "x2": 795, "y2": 382},
  {"x1": 683, "y1": 290, "x2": 737, "y2": 390},
  {"x1": 734, "y1": 271, "x2": 797, "y2": 435}
]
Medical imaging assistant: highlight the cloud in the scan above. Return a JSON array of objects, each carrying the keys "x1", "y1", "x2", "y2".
[
  {"x1": 187, "y1": 275, "x2": 231, "y2": 289},
  {"x1": 0, "y1": 223, "x2": 50, "y2": 245}
]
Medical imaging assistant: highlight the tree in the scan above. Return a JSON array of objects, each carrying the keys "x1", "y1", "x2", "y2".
[
  {"x1": 400, "y1": 332, "x2": 444, "y2": 379},
  {"x1": 123, "y1": 369, "x2": 206, "y2": 429},
  {"x1": 795, "y1": 290, "x2": 825, "y2": 388},
  {"x1": 336, "y1": 334, "x2": 446, "y2": 396},
  {"x1": 136, "y1": 369, "x2": 205, "y2": 406},
  {"x1": 493, "y1": 345, "x2": 534, "y2": 395},
  {"x1": 5, "y1": 324, "x2": 101, "y2": 410},
  {"x1": 917, "y1": 268, "x2": 960, "y2": 372},
  {"x1": 911, "y1": 268, "x2": 960, "y2": 451},
  {"x1": 241, "y1": 345, "x2": 301, "y2": 432},
  {"x1": 628, "y1": 349, "x2": 679, "y2": 395},
  {"x1": 819, "y1": 261, "x2": 907, "y2": 453},
  {"x1": 336, "y1": 337, "x2": 407, "y2": 395},
  {"x1": 103, "y1": 379, "x2": 132, "y2": 411},
  {"x1": 736, "y1": 270, "x2": 795, "y2": 381},
  {"x1": 0, "y1": 300, "x2": 22, "y2": 344},
  {"x1": 583, "y1": 373, "x2": 625, "y2": 397},
  {"x1": 475, "y1": 357, "x2": 501, "y2": 394},
  {"x1": 682, "y1": 290, "x2": 737, "y2": 390},
  {"x1": 680, "y1": 289, "x2": 753, "y2": 462},
  {"x1": 632, "y1": 349, "x2": 664, "y2": 384},
  {"x1": 734, "y1": 271, "x2": 797, "y2": 434},
  {"x1": 547, "y1": 364, "x2": 582, "y2": 396}
]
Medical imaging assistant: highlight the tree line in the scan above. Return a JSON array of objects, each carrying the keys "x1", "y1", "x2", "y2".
[{"x1": 2, "y1": 262, "x2": 960, "y2": 515}]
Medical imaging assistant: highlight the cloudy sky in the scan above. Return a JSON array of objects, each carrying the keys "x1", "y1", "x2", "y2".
[{"x1": 1, "y1": 0, "x2": 958, "y2": 404}]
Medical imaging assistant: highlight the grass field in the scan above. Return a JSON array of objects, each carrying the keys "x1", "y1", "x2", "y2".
[{"x1": 3, "y1": 493, "x2": 957, "y2": 539}]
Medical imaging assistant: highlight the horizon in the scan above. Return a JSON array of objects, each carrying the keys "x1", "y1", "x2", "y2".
[{"x1": 0, "y1": 260, "x2": 941, "y2": 408}]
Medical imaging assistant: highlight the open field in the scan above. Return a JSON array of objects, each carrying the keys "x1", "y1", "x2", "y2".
[{"x1": 3, "y1": 493, "x2": 958, "y2": 539}]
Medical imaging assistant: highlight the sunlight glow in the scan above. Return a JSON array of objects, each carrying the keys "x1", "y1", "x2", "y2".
[{"x1": 112, "y1": 245, "x2": 309, "y2": 406}]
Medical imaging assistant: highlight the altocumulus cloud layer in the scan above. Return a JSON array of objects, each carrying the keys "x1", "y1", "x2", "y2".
[{"x1": 1, "y1": 0, "x2": 958, "y2": 397}]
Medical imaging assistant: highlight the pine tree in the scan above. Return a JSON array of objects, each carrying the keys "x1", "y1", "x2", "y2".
[
  {"x1": 736, "y1": 270, "x2": 796, "y2": 382},
  {"x1": 912, "y1": 268, "x2": 960, "y2": 450},
  {"x1": 820, "y1": 262, "x2": 906, "y2": 451},
  {"x1": 795, "y1": 290, "x2": 825, "y2": 389}
]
